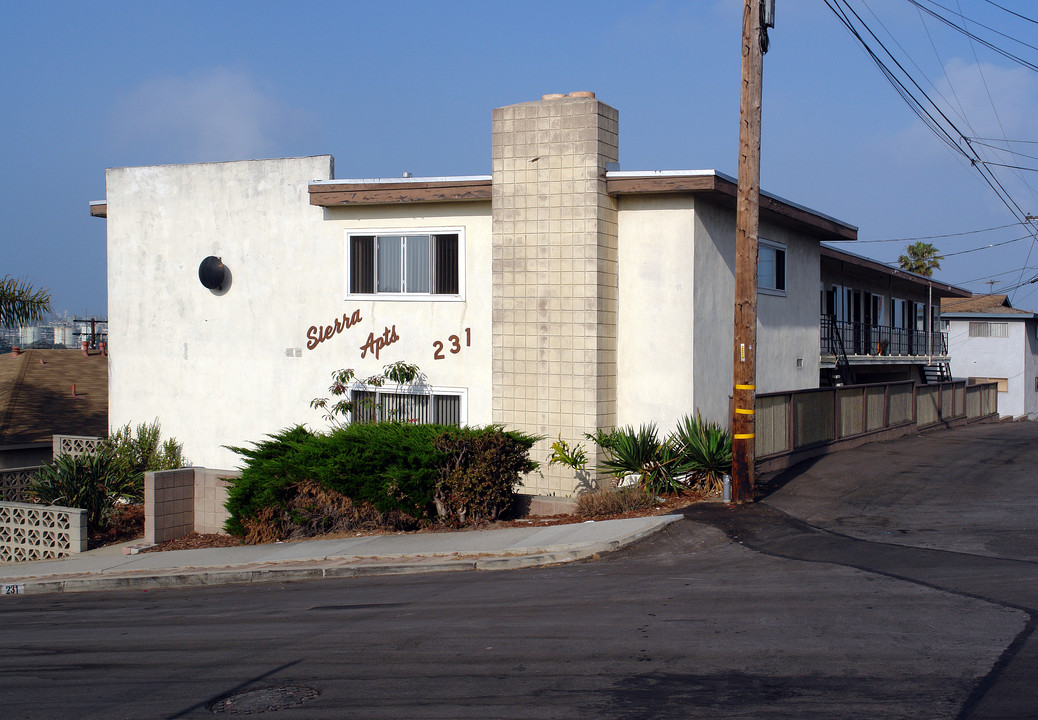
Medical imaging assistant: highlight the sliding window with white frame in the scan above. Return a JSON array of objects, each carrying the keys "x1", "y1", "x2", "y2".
[{"x1": 346, "y1": 228, "x2": 464, "y2": 300}]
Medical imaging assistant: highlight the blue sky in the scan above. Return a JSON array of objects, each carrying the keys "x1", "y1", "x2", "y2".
[{"x1": 3, "y1": 0, "x2": 1037, "y2": 318}]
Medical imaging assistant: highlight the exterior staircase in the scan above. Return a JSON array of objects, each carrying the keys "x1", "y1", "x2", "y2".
[{"x1": 922, "y1": 362, "x2": 951, "y2": 384}]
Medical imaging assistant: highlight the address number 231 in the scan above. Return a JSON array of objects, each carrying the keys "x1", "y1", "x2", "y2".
[{"x1": 433, "y1": 328, "x2": 471, "y2": 360}]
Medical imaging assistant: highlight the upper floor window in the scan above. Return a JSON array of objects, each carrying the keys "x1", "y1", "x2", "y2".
[
  {"x1": 348, "y1": 231, "x2": 461, "y2": 299},
  {"x1": 758, "y1": 239, "x2": 786, "y2": 295},
  {"x1": 968, "y1": 321, "x2": 1008, "y2": 338}
]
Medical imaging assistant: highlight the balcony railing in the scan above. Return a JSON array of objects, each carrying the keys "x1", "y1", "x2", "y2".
[{"x1": 821, "y1": 316, "x2": 948, "y2": 358}]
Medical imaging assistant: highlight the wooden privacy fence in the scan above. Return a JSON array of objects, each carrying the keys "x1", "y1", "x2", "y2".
[{"x1": 756, "y1": 380, "x2": 998, "y2": 464}]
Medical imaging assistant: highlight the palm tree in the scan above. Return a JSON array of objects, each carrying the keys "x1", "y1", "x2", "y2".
[
  {"x1": 0, "y1": 276, "x2": 52, "y2": 328},
  {"x1": 898, "y1": 242, "x2": 943, "y2": 277}
]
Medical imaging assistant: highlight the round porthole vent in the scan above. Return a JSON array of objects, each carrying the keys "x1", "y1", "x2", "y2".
[{"x1": 198, "y1": 256, "x2": 226, "y2": 290}]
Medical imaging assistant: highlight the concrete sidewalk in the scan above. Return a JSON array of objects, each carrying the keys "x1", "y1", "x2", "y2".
[{"x1": 0, "y1": 514, "x2": 682, "y2": 595}]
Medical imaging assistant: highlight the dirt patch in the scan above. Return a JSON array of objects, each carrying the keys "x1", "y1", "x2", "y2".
[
  {"x1": 139, "y1": 532, "x2": 245, "y2": 552},
  {"x1": 136, "y1": 490, "x2": 711, "y2": 553},
  {"x1": 88, "y1": 503, "x2": 144, "y2": 550}
]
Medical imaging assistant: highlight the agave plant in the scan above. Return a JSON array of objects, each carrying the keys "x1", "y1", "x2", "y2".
[
  {"x1": 672, "y1": 412, "x2": 732, "y2": 493},
  {"x1": 28, "y1": 447, "x2": 137, "y2": 530},
  {"x1": 595, "y1": 423, "x2": 684, "y2": 495}
]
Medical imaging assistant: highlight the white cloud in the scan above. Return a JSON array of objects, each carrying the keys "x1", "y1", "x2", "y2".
[
  {"x1": 111, "y1": 68, "x2": 307, "y2": 163},
  {"x1": 891, "y1": 58, "x2": 1038, "y2": 161},
  {"x1": 938, "y1": 57, "x2": 1038, "y2": 140}
]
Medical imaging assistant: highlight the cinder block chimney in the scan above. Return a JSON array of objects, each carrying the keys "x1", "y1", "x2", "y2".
[{"x1": 490, "y1": 92, "x2": 619, "y2": 495}]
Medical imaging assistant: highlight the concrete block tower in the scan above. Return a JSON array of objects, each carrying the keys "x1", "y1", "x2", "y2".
[{"x1": 490, "y1": 92, "x2": 619, "y2": 495}]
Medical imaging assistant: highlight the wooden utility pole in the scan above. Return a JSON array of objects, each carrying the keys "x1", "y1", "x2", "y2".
[{"x1": 731, "y1": 0, "x2": 767, "y2": 503}]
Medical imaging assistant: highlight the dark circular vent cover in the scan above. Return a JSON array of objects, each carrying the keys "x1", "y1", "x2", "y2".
[{"x1": 198, "y1": 256, "x2": 226, "y2": 289}]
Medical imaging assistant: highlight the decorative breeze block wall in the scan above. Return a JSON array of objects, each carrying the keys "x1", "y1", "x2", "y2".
[
  {"x1": 0, "y1": 468, "x2": 36, "y2": 502},
  {"x1": 0, "y1": 501, "x2": 88, "y2": 562},
  {"x1": 53, "y1": 435, "x2": 103, "y2": 459}
]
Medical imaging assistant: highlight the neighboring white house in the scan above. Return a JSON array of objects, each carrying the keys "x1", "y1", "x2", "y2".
[
  {"x1": 92, "y1": 92, "x2": 857, "y2": 497},
  {"x1": 941, "y1": 294, "x2": 1038, "y2": 419}
]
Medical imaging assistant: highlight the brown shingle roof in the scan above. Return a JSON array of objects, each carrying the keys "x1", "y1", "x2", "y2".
[
  {"x1": 940, "y1": 294, "x2": 1012, "y2": 313},
  {"x1": 0, "y1": 349, "x2": 108, "y2": 446}
]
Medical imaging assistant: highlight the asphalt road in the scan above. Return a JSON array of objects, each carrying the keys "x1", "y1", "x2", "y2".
[{"x1": 1, "y1": 421, "x2": 1036, "y2": 719}]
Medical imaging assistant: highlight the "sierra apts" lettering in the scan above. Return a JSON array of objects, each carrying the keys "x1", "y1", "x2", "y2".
[{"x1": 306, "y1": 309, "x2": 363, "y2": 350}]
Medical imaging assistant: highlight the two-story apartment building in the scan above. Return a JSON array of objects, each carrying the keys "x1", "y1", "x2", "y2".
[
  {"x1": 820, "y1": 245, "x2": 969, "y2": 386},
  {"x1": 93, "y1": 92, "x2": 858, "y2": 497}
]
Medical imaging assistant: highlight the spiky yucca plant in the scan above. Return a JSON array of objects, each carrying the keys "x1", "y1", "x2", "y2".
[{"x1": 596, "y1": 423, "x2": 684, "y2": 495}]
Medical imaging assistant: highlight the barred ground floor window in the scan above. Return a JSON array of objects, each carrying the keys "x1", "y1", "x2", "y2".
[{"x1": 351, "y1": 389, "x2": 464, "y2": 425}]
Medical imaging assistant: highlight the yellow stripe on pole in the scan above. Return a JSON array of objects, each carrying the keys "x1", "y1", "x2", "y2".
[
  {"x1": 735, "y1": 384, "x2": 755, "y2": 390},
  {"x1": 735, "y1": 408, "x2": 755, "y2": 415},
  {"x1": 734, "y1": 433, "x2": 755, "y2": 439}
]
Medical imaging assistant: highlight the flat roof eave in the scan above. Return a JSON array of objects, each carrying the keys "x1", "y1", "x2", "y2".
[
  {"x1": 309, "y1": 176, "x2": 492, "y2": 207},
  {"x1": 606, "y1": 170, "x2": 857, "y2": 243}
]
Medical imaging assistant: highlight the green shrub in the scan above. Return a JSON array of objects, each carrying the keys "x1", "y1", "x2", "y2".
[
  {"x1": 672, "y1": 412, "x2": 732, "y2": 493},
  {"x1": 548, "y1": 434, "x2": 587, "y2": 470},
  {"x1": 241, "y1": 480, "x2": 420, "y2": 544},
  {"x1": 102, "y1": 421, "x2": 187, "y2": 500},
  {"x1": 225, "y1": 423, "x2": 540, "y2": 535},
  {"x1": 223, "y1": 422, "x2": 453, "y2": 536},
  {"x1": 223, "y1": 426, "x2": 336, "y2": 536},
  {"x1": 595, "y1": 423, "x2": 684, "y2": 495},
  {"x1": 29, "y1": 447, "x2": 136, "y2": 530},
  {"x1": 576, "y1": 486, "x2": 658, "y2": 518},
  {"x1": 433, "y1": 426, "x2": 540, "y2": 524}
]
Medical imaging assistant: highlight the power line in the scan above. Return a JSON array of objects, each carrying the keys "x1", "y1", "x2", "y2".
[
  {"x1": 824, "y1": 0, "x2": 1038, "y2": 302},
  {"x1": 826, "y1": 221, "x2": 1023, "y2": 243},
  {"x1": 981, "y1": 0, "x2": 1038, "y2": 26},
  {"x1": 967, "y1": 136, "x2": 1038, "y2": 145},
  {"x1": 908, "y1": 0, "x2": 1038, "y2": 71},
  {"x1": 942, "y1": 232, "x2": 1032, "y2": 256}
]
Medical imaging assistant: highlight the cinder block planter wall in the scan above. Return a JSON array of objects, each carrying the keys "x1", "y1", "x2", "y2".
[{"x1": 145, "y1": 468, "x2": 237, "y2": 545}]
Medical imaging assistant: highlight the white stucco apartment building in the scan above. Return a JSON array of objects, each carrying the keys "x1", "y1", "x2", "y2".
[
  {"x1": 93, "y1": 92, "x2": 857, "y2": 496},
  {"x1": 941, "y1": 294, "x2": 1038, "y2": 419}
]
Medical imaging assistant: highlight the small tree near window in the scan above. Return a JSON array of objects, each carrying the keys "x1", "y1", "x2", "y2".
[{"x1": 310, "y1": 361, "x2": 425, "y2": 429}]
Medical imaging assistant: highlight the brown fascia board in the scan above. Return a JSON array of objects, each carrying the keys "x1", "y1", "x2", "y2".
[
  {"x1": 607, "y1": 171, "x2": 858, "y2": 243},
  {"x1": 90, "y1": 202, "x2": 107, "y2": 218},
  {"x1": 310, "y1": 177, "x2": 492, "y2": 206},
  {"x1": 821, "y1": 244, "x2": 971, "y2": 298}
]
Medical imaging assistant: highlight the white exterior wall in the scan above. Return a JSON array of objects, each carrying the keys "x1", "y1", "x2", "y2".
[
  {"x1": 948, "y1": 317, "x2": 1038, "y2": 419},
  {"x1": 692, "y1": 200, "x2": 820, "y2": 423},
  {"x1": 1026, "y1": 321, "x2": 1038, "y2": 418},
  {"x1": 323, "y1": 203, "x2": 493, "y2": 426},
  {"x1": 105, "y1": 154, "x2": 833, "y2": 488},
  {"x1": 617, "y1": 195, "x2": 820, "y2": 431},
  {"x1": 616, "y1": 196, "x2": 696, "y2": 430},
  {"x1": 757, "y1": 216, "x2": 822, "y2": 395},
  {"x1": 106, "y1": 157, "x2": 493, "y2": 470}
]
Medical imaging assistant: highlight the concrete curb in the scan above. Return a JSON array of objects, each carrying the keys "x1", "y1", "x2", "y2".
[{"x1": 1, "y1": 515, "x2": 681, "y2": 596}]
